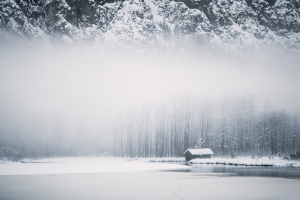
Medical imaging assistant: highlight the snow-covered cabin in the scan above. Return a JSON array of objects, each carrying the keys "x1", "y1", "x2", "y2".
[{"x1": 183, "y1": 148, "x2": 214, "y2": 162}]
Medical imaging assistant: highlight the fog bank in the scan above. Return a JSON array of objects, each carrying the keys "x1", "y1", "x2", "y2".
[{"x1": 0, "y1": 40, "x2": 300, "y2": 157}]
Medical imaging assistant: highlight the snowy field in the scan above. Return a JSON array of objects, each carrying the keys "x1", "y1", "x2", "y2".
[
  {"x1": 1, "y1": 157, "x2": 300, "y2": 200},
  {"x1": 0, "y1": 157, "x2": 300, "y2": 176},
  {"x1": 0, "y1": 157, "x2": 190, "y2": 176}
]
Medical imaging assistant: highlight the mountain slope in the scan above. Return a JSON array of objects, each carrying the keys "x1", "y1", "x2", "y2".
[{"x1": 0, "y1": 0, "x2": 299, "y2": 51}]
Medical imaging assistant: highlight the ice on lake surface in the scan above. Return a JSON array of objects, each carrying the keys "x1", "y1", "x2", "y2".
[
  {"x1": 0, "y1": 158, "x2": 300, "y2": 200},
  {"x1": 163, "y1": 165, "x2": 300, "y2": 179}
]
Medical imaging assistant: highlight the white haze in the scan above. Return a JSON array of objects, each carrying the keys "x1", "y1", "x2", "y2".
[{"x1": 0, "y1": 39, "x2": 300, "y2": 140}]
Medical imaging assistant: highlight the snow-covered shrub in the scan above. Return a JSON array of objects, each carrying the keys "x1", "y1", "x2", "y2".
[
  {"x1": 0, "y1": 147, "x2": 23, "y2": 161},
  {"x1": 290, "y1": 150, "x2": 300, "y2": 160}
]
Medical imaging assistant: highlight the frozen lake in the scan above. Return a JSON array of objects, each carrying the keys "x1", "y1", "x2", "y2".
[
  {"x1": 164, "y1": 164, "x2": 300, "y2": 179},
  {"x1": 1, "y1": 171, "x2": 300, "y2": 200},
  {"x1": 0, "y1": 158, "x2": 300, "y2": 200}
]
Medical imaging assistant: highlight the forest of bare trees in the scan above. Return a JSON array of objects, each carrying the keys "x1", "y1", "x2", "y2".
[
  {"x1": 0, "y1": 95, "x2": 299, "y2": 160},
  {"x1": 111, "y1": 95, "x2": 300, "y2": 158}
]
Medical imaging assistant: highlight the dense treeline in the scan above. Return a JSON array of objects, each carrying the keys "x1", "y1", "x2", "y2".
[
  {"x1": 111, "y1": 95, "x2": 300, "y2": 158},
  {"x1": 0, "y1": 95, "x2": 299, "y2": 160}
]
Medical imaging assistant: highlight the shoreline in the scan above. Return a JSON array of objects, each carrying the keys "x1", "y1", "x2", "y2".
[
  {"x1": 148, "y1": 156, "x2": 300, "y2": 168},
  {"x1": 0, "y1": 156, "x2": 299, "y2": 177}
]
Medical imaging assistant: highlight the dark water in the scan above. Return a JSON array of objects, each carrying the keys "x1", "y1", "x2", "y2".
[{"x1": 163, "y1": 164, "x2": 300, "y2": 179}]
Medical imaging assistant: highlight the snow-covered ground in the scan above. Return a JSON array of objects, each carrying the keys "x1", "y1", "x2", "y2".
[
  {"x1": 0, "y1": 157, "x2": 190, "y2": 176},
  {"x1": 1, "y1": 156, "x2": 299, "y2": 176},
  {"x1": 149, "y1": 157, "x2": 185, "y2": 162},
  {"x1": 189, "y1": 156, "x2": 300, "y2": 167}
]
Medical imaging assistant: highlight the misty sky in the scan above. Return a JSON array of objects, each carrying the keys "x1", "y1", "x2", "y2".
[{"x1": 0, "y1": 41, "x2": 300, "y2": 132}]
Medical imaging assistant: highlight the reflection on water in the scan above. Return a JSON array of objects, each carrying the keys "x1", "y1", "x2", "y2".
[{"x1": 163, "y1": 164, "x2": 300, "y2": 179}]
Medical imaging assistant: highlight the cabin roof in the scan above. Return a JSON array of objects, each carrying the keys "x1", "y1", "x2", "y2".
[{"x1": 183, "y1": 148, "x2": 214, "y2": 155}]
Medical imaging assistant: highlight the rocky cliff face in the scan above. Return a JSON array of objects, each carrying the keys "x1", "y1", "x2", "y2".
[{"x1": 0, "y1": 0, "x2": 299, "y2": 51}]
